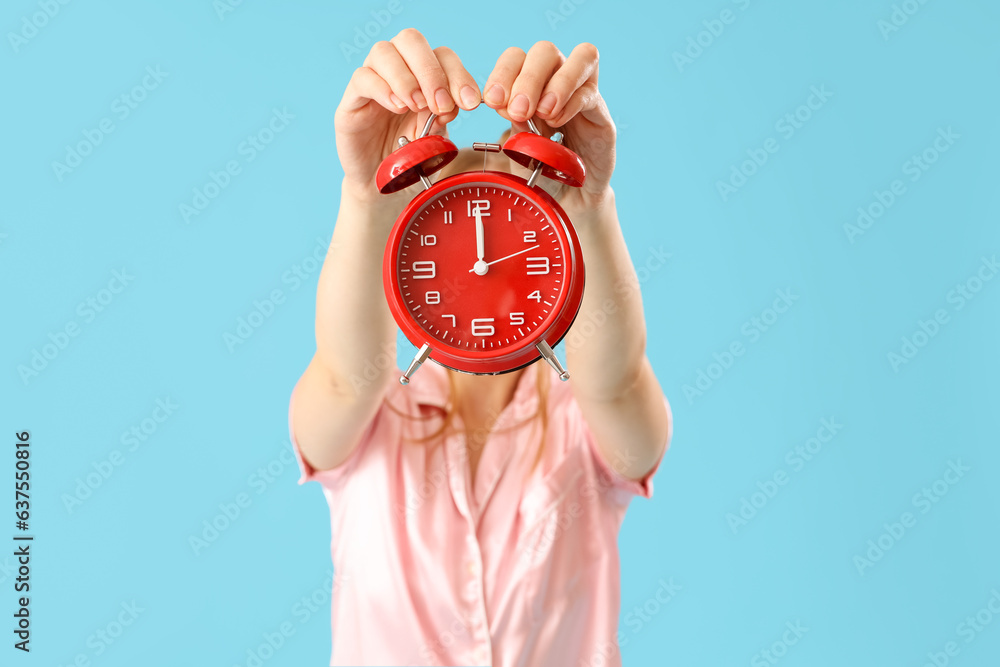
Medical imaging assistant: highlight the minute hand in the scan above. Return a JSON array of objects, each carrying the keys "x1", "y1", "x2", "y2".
[
  {"x1": 469, "y1": 244, "x2": 541, "y2": 272},
  {"x1": 474, "y1": 208, "x2": 485, "y2": 261}
]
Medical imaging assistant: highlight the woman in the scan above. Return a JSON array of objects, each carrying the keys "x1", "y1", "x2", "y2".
[{"x1": 289, "y1": 27, "x2": 672, "y2": 667}]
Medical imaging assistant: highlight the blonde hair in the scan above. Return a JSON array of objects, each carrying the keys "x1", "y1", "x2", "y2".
[{"x1": 387, "y1": 366, "x2": 551, "y2": 474}]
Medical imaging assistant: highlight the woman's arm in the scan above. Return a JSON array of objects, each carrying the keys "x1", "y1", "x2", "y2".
[
  {"x1": 291, "y1": 190, "x2": 403, "y2": 472},
  {"x1": 292, "y1": 29, "x2": 480, "y2": 472},
  {"x1": 483, "y1": 41, "x2": 671, "y2": 481},
  {"x1": 562, "y1": 193, "x2": 670, "y2": 482}
]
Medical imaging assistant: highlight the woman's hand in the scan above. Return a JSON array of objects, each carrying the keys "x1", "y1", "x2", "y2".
[
  {"x1": 482, "y1": 45, "x2": 668, "y2": 486},
  {"x1": 482, "y1": 41, "x2": 615, "y2": 213},
  {"x1": 334, "y1": 28, "x2": 482, "y2": 205}
]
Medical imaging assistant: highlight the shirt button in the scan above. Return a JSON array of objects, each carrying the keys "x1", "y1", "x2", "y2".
[
  {"x1": 474, "y1": 647, "x2": 490, "y2": 665},
  {"x1": 467, "y1": 560, "x2": 478, "y2": 575},
  {"x1": 464, "y1": 581, "x2": 478, "y2": 600}
]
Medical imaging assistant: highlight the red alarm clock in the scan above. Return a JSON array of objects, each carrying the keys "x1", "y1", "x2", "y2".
[{"x1": 376, "y1": 111, "x2": 586, "y2": 385}]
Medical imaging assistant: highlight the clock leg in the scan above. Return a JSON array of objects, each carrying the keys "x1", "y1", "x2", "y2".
[
  {"x1": 400, "y1": 342, "x2": 432, "y2": 385},
  {"x1": 536, "y1": 340, "x2": 570, "y2": 381}
]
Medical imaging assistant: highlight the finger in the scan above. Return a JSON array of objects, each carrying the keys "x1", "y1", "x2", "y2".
[
  {"x1": 507, "y1": 116, "x2": 556, "y2": 139},
  {"x1": 433, "y1": 46, "x2": 481, "y2": 111},
  {"x1": 546, "y1": 79, "x2": 601, "y2": 128},
  {"x1": 363, "y1": 41, "x2": 422, "y2": 112},
  {"x1": 407, "y1": 106, "x2": 461, "y2": 142},
  {"x1": 536, "y1": 42, "x2": 599, "y2": 121},
  {"x1": 340, "y1": 66, "x2": 409, "y2": 115},
  {"x1": 483, "y1": 47, "x2": 526, "y2": 110},
  {"x1": 390, "y1": 28, "x2": 454, "y2": 116},
  {"x1": 507, "y1": 41, "x2": 564, "y2": 122},
  {"x1": 419, "y1": 107, "x2": 461, "y2": 134}
]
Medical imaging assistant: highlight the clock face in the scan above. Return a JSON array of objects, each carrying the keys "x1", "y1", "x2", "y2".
[{"x1": 388, "y1": 174, "x2": 577, "y2": 368}]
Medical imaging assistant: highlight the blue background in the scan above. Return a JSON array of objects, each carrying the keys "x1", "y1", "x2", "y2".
[{"x1": 2, "y1": 0, "x2": 999, "y2": 665}]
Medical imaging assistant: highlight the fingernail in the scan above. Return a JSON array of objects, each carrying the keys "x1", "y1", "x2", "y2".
[
  {"x1": 389, "y1": 93, "x2": 406, "y2": 109},
  {"x1": 485, "y1": 84, "x2": 505, "y2": 105},
  {"x1": 460, "y1": 85, "x2": 481, "y2": 110},
  {"x1": 538, "y1": 92, "x2": 557, "y2": 116},
  {"x1": 509, "y1": 94, "x2": 529, "y2": 119},
  {"x1": 412, "y1": 91, "x2": 427, "y2": 109},
  {"x1": 434, "y1": 88, "x2": 454, "y2": 114}
]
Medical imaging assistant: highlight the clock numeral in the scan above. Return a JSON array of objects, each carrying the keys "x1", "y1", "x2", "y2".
[
  {"x1": 468, "y1": 200, "x2": 491, "y2": 218},
  {"x1": 526, "y1": 256, "x2": 550, "y2": 275},
  {"x1": 509, "y1": 312, "x2": 525, "y2": 326},
  {"x1": 527, "y1": 290, "x2": 542, "y2": 302},
  {"x1": 471, "y1": 317, "x2": 495, "y2": 337},
  {"x1": 425, "y1": 291, "x2": 441, "y2": 305},
  {"x1": 523, "y1": 230, "x2": 536, "y2": 243},
  {"x1": 412, "y1": 261, "x2": 436, "y2": 279},
  {"x1": 443, "y1": 211, "x2": 453, "y2": 224},
  {"x1": 420, "y1": 234, "x2": 437, "y2": 246},
  {"x1": 441, "y1": 314, "x2": 457, "y2": 327}
]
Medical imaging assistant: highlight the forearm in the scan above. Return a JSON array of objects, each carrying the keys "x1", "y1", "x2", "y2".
[
  {"x1": 563, "y1": 189, "x2": 649, "y2": 401},
  {"x1": 313, "y1": 181, "x2": 407, "y2": 396}
]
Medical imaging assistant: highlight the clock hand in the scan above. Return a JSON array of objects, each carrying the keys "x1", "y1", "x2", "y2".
[
  {"x1": 475, "y1": 208, "x2": 485, "y2": 261},
  {"x1": 468, "y1": 244, "x2": 541, "y2": 272},
  {"x1": 473, "y1": 208, "x2": 487, "y2": 275}
]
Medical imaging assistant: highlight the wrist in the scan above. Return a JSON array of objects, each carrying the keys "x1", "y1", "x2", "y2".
[
  {"x1": 340, "y1": 176, "x2": 384, "y2": 206},
  {"x1": 563, "y1": 186, "x2": 616, "y2": 225},
  {"x1": 340, "y1": 177, "x2": 409, "y2": 221}
]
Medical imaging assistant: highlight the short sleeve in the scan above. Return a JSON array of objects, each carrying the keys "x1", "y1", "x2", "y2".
[
  {"x1": 572, "y1": 393, "x2": 672, "y2": 501},
  {"x1": 287, "y1": 378, "x2": 382, "y2": 489}
]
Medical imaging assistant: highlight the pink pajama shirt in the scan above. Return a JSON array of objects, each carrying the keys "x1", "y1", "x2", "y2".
[{"x1": 289, "y1": 360, "x2": 671, "y2": 666}]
